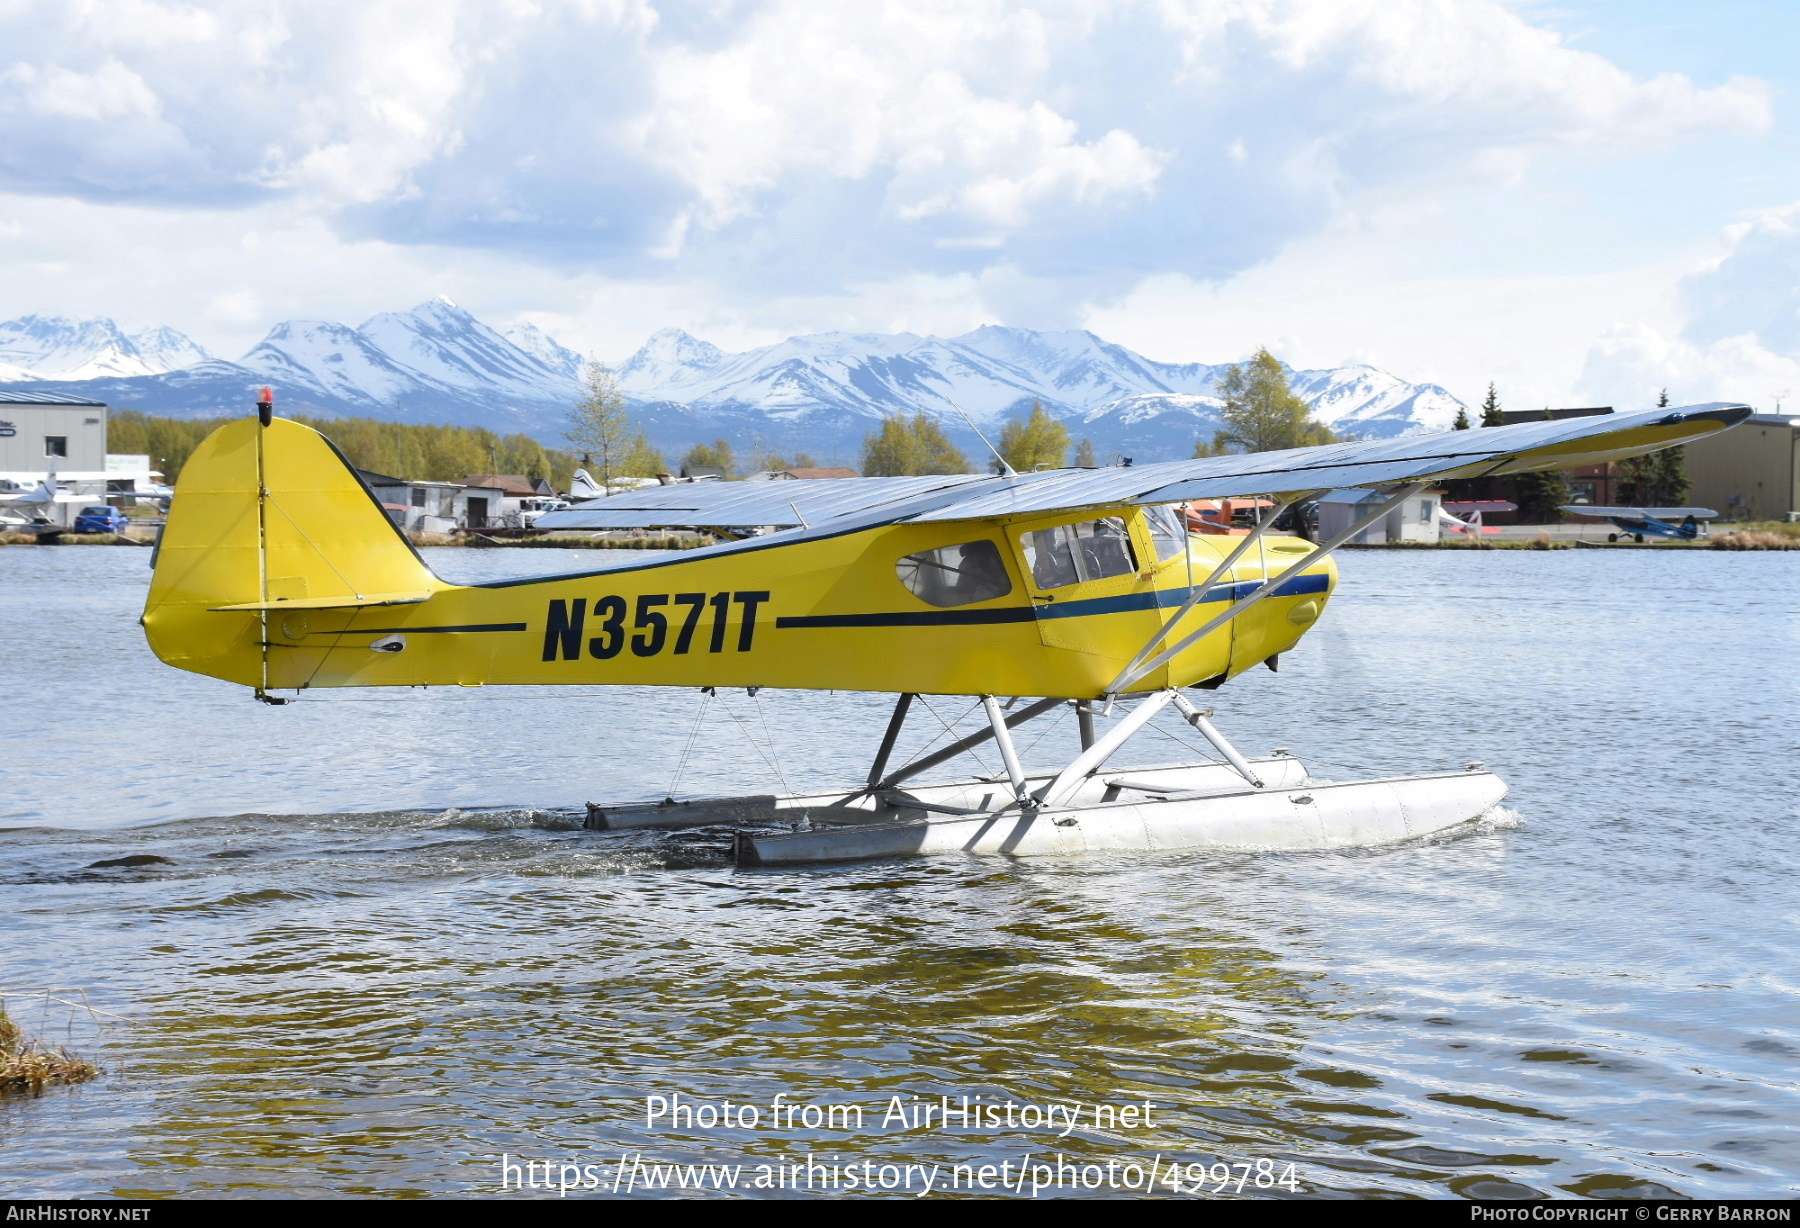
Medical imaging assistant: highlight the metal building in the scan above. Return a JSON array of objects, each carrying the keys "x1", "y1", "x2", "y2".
[
  {"x1": 1682, "y1": 413, "x2": 1800, "y2": 523},
  {"x1": 0, "y1": 391, "x2": 108, "y2": 475}
]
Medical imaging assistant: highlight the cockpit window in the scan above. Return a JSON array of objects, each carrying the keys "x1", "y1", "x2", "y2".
[
  {"x1": 1020, "y1": 517, "x2": 1138, "y2": 589},
  {"x1": 1143, "y1": 504, "x2": 1188, "y2": 561},
  {"x1": 896, "y1": 539, "x2": 1014, "y2": 608}
]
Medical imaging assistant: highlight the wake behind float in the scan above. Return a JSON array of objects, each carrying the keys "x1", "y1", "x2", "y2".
[{"x1": 139, "y1": 392, "x2": 1747, "y2": 865}]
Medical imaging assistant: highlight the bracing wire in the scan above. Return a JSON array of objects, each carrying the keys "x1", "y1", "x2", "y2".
[
  {"x1": 667, "y1": 689, "x2": 713, "y2": 799},
  {"x1": 705, "y1": 690, "x2": 795, "y2": 796},
  {"x1": 748, "y1": 690, "x2": 795, "y2": 795},
  {"x1": 885, "y1": 695, "x2": 980, "y2": 768},
  {"x1": 914, "y1": 695, "x2": 996, "y2": 776},
  {"x1": 1014, "y1": 702, "x2": 1073, "y2": 761}
]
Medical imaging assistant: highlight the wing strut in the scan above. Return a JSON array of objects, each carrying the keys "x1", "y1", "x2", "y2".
[
  {"x1": 1106, "y1": 482, "x2": 1427, "y2": 695},
  {"x1": 1108, "y1": 491, "x2": 1325, "y2": 693}
]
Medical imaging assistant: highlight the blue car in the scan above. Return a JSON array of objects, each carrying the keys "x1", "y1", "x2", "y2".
[{"x1": 72, "y1": 505, "x2": 131, "y2": 534}]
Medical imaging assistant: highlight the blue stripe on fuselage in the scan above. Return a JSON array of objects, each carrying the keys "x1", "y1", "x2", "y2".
[
  {"x1": 772, "y1": 570, "x2": 1329, "y2": 631},
  {"x1": 1033, "y1": 571, "x2": 1329, "y2": 620}
]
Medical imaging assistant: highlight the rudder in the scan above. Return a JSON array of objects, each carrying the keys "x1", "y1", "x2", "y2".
[{"x1": 143, "y1": 416, "x2": 442, "y2": 690}]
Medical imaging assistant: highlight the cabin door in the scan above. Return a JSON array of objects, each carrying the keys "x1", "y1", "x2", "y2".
[{"x1": 1014, "y1": 514, "x2": 1162, "y2": 658}]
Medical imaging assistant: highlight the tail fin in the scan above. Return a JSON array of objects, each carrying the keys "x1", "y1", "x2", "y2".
[
  {"x1": 569, "y1": 468, "x2": 604, "y2": 499},
  {"x1": 143, "y1": 417, "x2": 442, "y2": 690}
]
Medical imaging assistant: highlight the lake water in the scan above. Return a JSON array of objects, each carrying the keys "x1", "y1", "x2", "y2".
[{"x1": 1, "y1": 544, "x2": 1796, "y2": 1199}]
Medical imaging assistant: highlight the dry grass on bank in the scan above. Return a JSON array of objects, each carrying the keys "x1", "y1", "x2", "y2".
[
  {"x1": 48, "y1": 532, "x2": 152, "y2": 546},
  {"x1": 0, "y1": 531, "x2": 153, "y2": 546},
  {"x1": 1352, "y1": 536, "x2": 1574, "y2": 550},
  {"x1": 1711, "y1": 528, "x2": 1800, "y2": 550},
  {"x1": 0, "y1": 1009, "x2": 100, "y2": 1098}
]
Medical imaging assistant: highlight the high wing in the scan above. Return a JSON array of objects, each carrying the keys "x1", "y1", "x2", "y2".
[
  {"x1": 1561, "y1": 506, "x2": 1718, "y2": 520},
  {"x1": 537, "y1": 472, "x2": 990, "y2": 530},
  {"x1": 535, "y1": 402, "x2": 1751, "y2": 535},
  {"x1": 903, "y1": 402, "x2": 1751, "y2": 521}
]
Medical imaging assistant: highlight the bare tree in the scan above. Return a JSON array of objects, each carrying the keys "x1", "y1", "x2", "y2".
[{"x1": 566, "y1": 360, "x2": 632, "y2": 487}]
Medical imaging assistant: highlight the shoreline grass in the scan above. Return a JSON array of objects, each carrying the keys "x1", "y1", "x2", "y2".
[
  {"x1": 1711, "y1": 528, "x2": 1800, "y2": 550},
  {"x1": 0, "y1": 1008, "x2": 101, "y2": 1098},
  {"x1": 0, "y1": 530, "x2": 153, "y2": 546}
]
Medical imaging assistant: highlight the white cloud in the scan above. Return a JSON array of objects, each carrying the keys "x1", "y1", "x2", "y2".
[
  {"x1": 8, "y1": 59, "x2": 160, "y2": 122},
  {"x1": 0, "y1": 0, "x2": 1770, "y2": 314},
  {"x1": 1577, "y1": 324, "x2": 1799, "y2": 412},
  {"x1": 1575, "y1": 203, "x2": 1800, "y2": 412}
]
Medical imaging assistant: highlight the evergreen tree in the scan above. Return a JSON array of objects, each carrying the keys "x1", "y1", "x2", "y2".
[
  {"x1": 682, "y1": 438, "x2": 737, "y2": 477},
  {"x1": 1452, "y1": 405, "x2": 1471, "y2": 430},
  {"x1": 1502, "y1": 407, "x2": 1567, "y2": 521},
  {"x1": 1514, "y1": 469, "x2": 1570, "y2": 522},
  {"x1": 1209, "y1": 348, "x2": 1336, "y2": 453},
  {"x1": 565, "y1": 361, "x2": 635, "y2": 488},
  {"x1": 1074, "y1": 438, "x2": 1098, "y2": 467},
  {"x1": 860, "y1": 412, "x2": 971, "y2": 476},
  {"x1": 1650, "y1": 389, "x2": 1689, "y2": 506},
  {"x1": 1479, "y1": 382, "x2": 1504, "y2": 427},
  {"x1": 996, "y1": 401, "x2": 1070, "y2": 472},
  {"x1": 1615, "y1": 389, "x2": 1688, "y2": 505}
]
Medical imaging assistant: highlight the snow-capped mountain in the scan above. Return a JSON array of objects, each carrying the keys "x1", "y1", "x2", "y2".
[
  {"x1": 240, "y1": 319, "x2": 431, "y2": 407},
  {"x1": 0, "y1": 315, "x2": 212, "y2": 380},
  {"x1": 0, "y1": 299, "x2": 581, "y2": 429},
  {"x1": 0, "y1": 304, "x2": 1467, "y2": 460},
  {"x1": 616, "y1": 327, "x2": 726, "y2": 387},
  {"x1": 357, "y1": 297, "x2": 578, "y2": 402},
  {"x1": 616, "y1": 325, "x2": 1466, "y2": 446},
  {"x1": 505, "y1": 322, "x2": 587, "y2": 379}
]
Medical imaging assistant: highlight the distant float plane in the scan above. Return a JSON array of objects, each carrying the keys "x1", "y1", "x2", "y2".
[{"x1": 1560, "y1": 505, "x2": 1717, "y2": 543}]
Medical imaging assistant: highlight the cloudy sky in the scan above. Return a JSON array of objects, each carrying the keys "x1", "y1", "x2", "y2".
[{"x1": 3, "y1": 0, "x2": 1798, "y2": 411}]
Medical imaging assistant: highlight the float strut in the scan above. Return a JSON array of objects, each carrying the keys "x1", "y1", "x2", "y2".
[
  {"x1": 1171, "y1": 694, "x2": 1262, "y2": 787},
  {"x1": 982, "y1": 695, "x2": 1031, "y2": 806},
  {"x1": 873, "y1": 696, "x2": 1064, "y2": 791},
  {"x1": 1040, "y1": 689, "x2": 1181, "y2": 809},
  {"x1": 867, "y1": 693, "x2": 914, "y2": 788},
  {"x1": 1075, "y1": 702, "x2": 1097, "y2": 751}
]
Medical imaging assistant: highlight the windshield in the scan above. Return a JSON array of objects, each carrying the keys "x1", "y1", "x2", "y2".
[
  {"x1": 1020, "y1": 517, "x2": 1138, "y2": 589},
  {"x1": 1143, "y1": 505, "x2": 1188, "y2": 561}
]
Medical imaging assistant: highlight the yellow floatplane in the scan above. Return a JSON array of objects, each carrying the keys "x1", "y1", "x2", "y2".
[{"x1": 142, "y1": 396, "x2": 1751, "y2": 864}]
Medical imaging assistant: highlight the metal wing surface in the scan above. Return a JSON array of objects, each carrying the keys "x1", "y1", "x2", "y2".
[
  {"x1": 904, "y1": 403, "x2": 1753, "y2": 521},
  {"x1": 535, "y1": 473, "x2": 990, "y2": 531}
]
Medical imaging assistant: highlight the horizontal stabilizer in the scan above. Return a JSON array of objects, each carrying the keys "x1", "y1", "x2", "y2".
[{"x1": 208, "y1": 591, "x2": 434, "y2": 612}]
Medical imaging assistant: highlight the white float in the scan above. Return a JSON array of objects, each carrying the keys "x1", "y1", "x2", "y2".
[{"x1": 586, "y1": 739, "x2": 1507, "y2": 867}]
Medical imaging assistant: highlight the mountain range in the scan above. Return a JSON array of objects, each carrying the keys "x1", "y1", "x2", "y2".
[{"x1": 0, "y1": 299, "x2": 1469, "y2": 463}]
